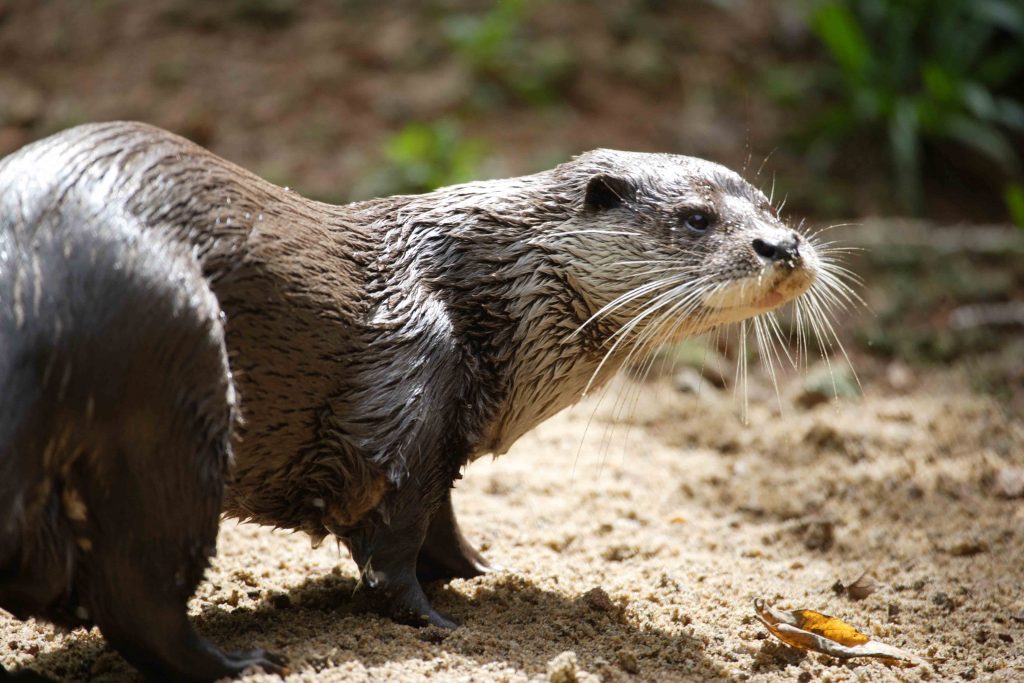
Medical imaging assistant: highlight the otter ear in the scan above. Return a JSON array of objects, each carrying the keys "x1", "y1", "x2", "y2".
[{"x1": 584, "y1": 174, "x2": 632, "y2": 210}]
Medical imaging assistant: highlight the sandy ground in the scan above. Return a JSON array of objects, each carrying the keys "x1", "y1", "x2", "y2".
[{"x1": 3, "y1": 362, "x2": 1022, "y2": 682}]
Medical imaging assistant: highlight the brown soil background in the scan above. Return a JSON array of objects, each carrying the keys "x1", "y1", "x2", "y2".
[{"x1": 2, "y1": 1, "x2": 1023, "y2": 681}]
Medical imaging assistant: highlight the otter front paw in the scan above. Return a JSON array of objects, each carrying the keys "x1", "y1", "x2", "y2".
[{"x1": 355, "y1": 568, "x2": 458, "y2": 629}]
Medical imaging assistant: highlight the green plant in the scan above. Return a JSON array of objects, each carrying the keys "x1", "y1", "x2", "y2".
[
  {"x1": 371, "y1": 120, "x2": 489, "y2": 197},
  {"x1": 806, "y1": 0, "x2": 1024, "y2": 217},
  {"x1": 442, "y1": 0, "x2": 575, "y2": 107},
  {"x1": 1007, "y1": 182, "x2": 1024, "y2": 228}
]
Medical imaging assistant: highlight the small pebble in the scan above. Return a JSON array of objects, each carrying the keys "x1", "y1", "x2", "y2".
[{"x1": 547, "y1": 650, "x2": 578, "y2": 683}]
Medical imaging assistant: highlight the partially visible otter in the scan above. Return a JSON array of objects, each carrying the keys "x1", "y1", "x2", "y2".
[{"x1": 0, "y1": 123, "x2": 823, "y2": 680}]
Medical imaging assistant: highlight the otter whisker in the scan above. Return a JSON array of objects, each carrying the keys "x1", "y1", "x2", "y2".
[
  {"x1": 764, "y1": 309, "x2": 796, "y2": 369},
  {"x1": 584, "y1": 277, "x2": 723, "y2": 397},
  {"x1": 735, "y1": 319, "x2": 750, "y2": 423},
  {"x1": 805, "y1": 221, "x2": 859, "y2": 240},
  {"x1": 580, "y1": 284, "x2": 716, "y2": 475},
  {"x1": 574, "y1": 272, "x2": 717, "y2": 344},
  {"x1": 602, "y1": 288, "x2": 724, "y2": 447},
  {"x1": 756, "y1": 148, "x2": 779, "y2": 179},
  {"x1": 629, "y1": 264, "x2": 708, "y2": 280},
  {"x1": 813, "y1": 273, "x2": 863, "y2": 312},
  {"x1": 816, "y1": 262, "x2": 866, "y2": 292},
  {"x1": 793, "y1": 296, "x2": 811, "y2": 370},
  {"x1": 600, "y1": 285, "x2": 713, "y2": 376},
  {"x1": 804, "y1": 284, "x2": 863, "y2": 393},
  {"x1": 752, "y1": 315, "x2": 784, "y2": 413},
  {"x1": 617, "y1": 259, "x2": 703, "y2": 267},
  {"x1": 530, "y1": 229, "x2": 643, "y2": 243},
  {"x1": 570, "y1": 271, "x2": 703, "y2": 340},
  {"x1": 595, "y1": 276, "x2": 709, "y2": 336}
]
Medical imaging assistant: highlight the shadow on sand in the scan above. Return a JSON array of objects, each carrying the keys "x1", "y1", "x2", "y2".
[{"x1": 12, "y1": 569, "x2": 737, "y2": 681}]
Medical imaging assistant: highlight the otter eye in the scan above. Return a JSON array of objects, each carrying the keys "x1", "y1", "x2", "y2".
[{"x1": 683, "y1": 212, "x2": 711, "y2": 234}]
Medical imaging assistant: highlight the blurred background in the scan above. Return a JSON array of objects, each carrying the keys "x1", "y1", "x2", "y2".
[{"x1": 1, "y1": 0, "x2": 1022, "y2": 406}]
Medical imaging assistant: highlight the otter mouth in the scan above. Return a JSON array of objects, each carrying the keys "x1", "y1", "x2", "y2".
[
  {"x1": 752, "y1": 290, "x2": 785, "y2": 309},
  {"x1": 702, "y1": 266, "x2": 816, "y2": 323}
]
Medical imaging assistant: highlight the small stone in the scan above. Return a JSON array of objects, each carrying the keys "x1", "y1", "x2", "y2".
[
  {"x1": 547, "y1": 650, "x2": 578, "y2": 683},
  {"x1": 233, "y1": 569, "x2": 259, "y2": 587},
  {"x1": 796, "y1": 363, "x2": 859, "y2": 408},
  {"x1": 945, "y1": 537, "x2": 989, "y2": 557},
  {"x1": 931, "y1": 592, "x2": 956, "y2": 613},
  {"x1": 582, "y1": 587, "x2": 614, "y2": 612},
  {"x1": 993, "y1": 467, "x2": 1024, "y2": 499},
  {"x1": 887, "y1": 603, "x2": 901, "y2": 622},
  {"x1": 886, "y1": 361, "x2": 914, "y2": 391},
  {"x1": 418, "y1": 626, "x2": 450, "y2": 644},
  {"x1": 615, "y1": 650, "x2": 640, "y2": 674},
  {"x1": 601, "y1": 544, "x2": 640, "y2": 562},
  {"x1": 801, "y1": 520, "x2": 834, "y2": 552}
]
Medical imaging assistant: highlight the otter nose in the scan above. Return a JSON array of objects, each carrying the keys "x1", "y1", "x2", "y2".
[{"x1": 752, "y1": 235, "x2": 800, "y2": 263}]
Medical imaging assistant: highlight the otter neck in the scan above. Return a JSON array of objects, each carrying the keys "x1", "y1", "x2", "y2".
[{"x1": 362, "y1": 179, "x2": 633, "y2": 459}]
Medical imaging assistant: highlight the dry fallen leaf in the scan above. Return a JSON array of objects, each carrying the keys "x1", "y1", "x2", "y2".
[
  {"x1": 754, "y1": 598, "x2": 929, "y2": 667},
  {"x1": 846, "y1": 569, "x2": 879, "y2": 601}
]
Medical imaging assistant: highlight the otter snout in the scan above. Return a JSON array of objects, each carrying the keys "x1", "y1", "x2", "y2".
[{"x1": 752, "y1": 231, "x2": 802, "y2": 266}]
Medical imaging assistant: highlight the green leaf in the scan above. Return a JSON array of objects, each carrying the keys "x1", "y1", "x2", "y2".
[
  {"x1": 811, "y1": 3, "x2": 873, "y2": 82},
  {"x1": 1005, "y1": 183, "x2": 1024, "y2": 228}
]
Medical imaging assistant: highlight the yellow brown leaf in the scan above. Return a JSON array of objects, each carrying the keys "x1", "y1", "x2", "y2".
[{"x1": 753, "y1": 599, "x2": 929, "y2": 668}]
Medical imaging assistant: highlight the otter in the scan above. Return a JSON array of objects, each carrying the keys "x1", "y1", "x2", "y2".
[{"x1": 0, "y1": 122, "x2": 823, "y2": 680}]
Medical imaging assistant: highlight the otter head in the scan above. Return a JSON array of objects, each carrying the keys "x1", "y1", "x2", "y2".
[{"x1": 557, "y1": 149, "x2": 821, "y2": 345}]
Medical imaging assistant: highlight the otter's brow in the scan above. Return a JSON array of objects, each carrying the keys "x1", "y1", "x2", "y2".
[{"x1": 710, "y1": 170, "x2": 760, "y2": 203}]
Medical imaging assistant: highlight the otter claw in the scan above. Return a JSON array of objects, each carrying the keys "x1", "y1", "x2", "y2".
[
  {"x1": 226, "y1": 649, "x2": 289, "y2": 677},
  {"x1": 354, "y1": 573, "x2": 459, "y2": 629}
]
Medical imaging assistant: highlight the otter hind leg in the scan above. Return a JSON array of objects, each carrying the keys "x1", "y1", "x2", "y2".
[
  {"x1": 416, "y1": 491, "x2": 493, "y2": 583},
  {"x1": 96, "y1": 601, "x2": 285, "y2": 683},
  {"x1": 78, "y1": 441, "x2": 286, "y2": 682}
]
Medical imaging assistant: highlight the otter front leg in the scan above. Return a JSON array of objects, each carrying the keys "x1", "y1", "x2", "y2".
[
  {"x1": 417, "y1": 489, "x2": 492, "y2": 583},
  {"x1": 348, "y1": 483, "x2": 459, "y2": 629}
]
